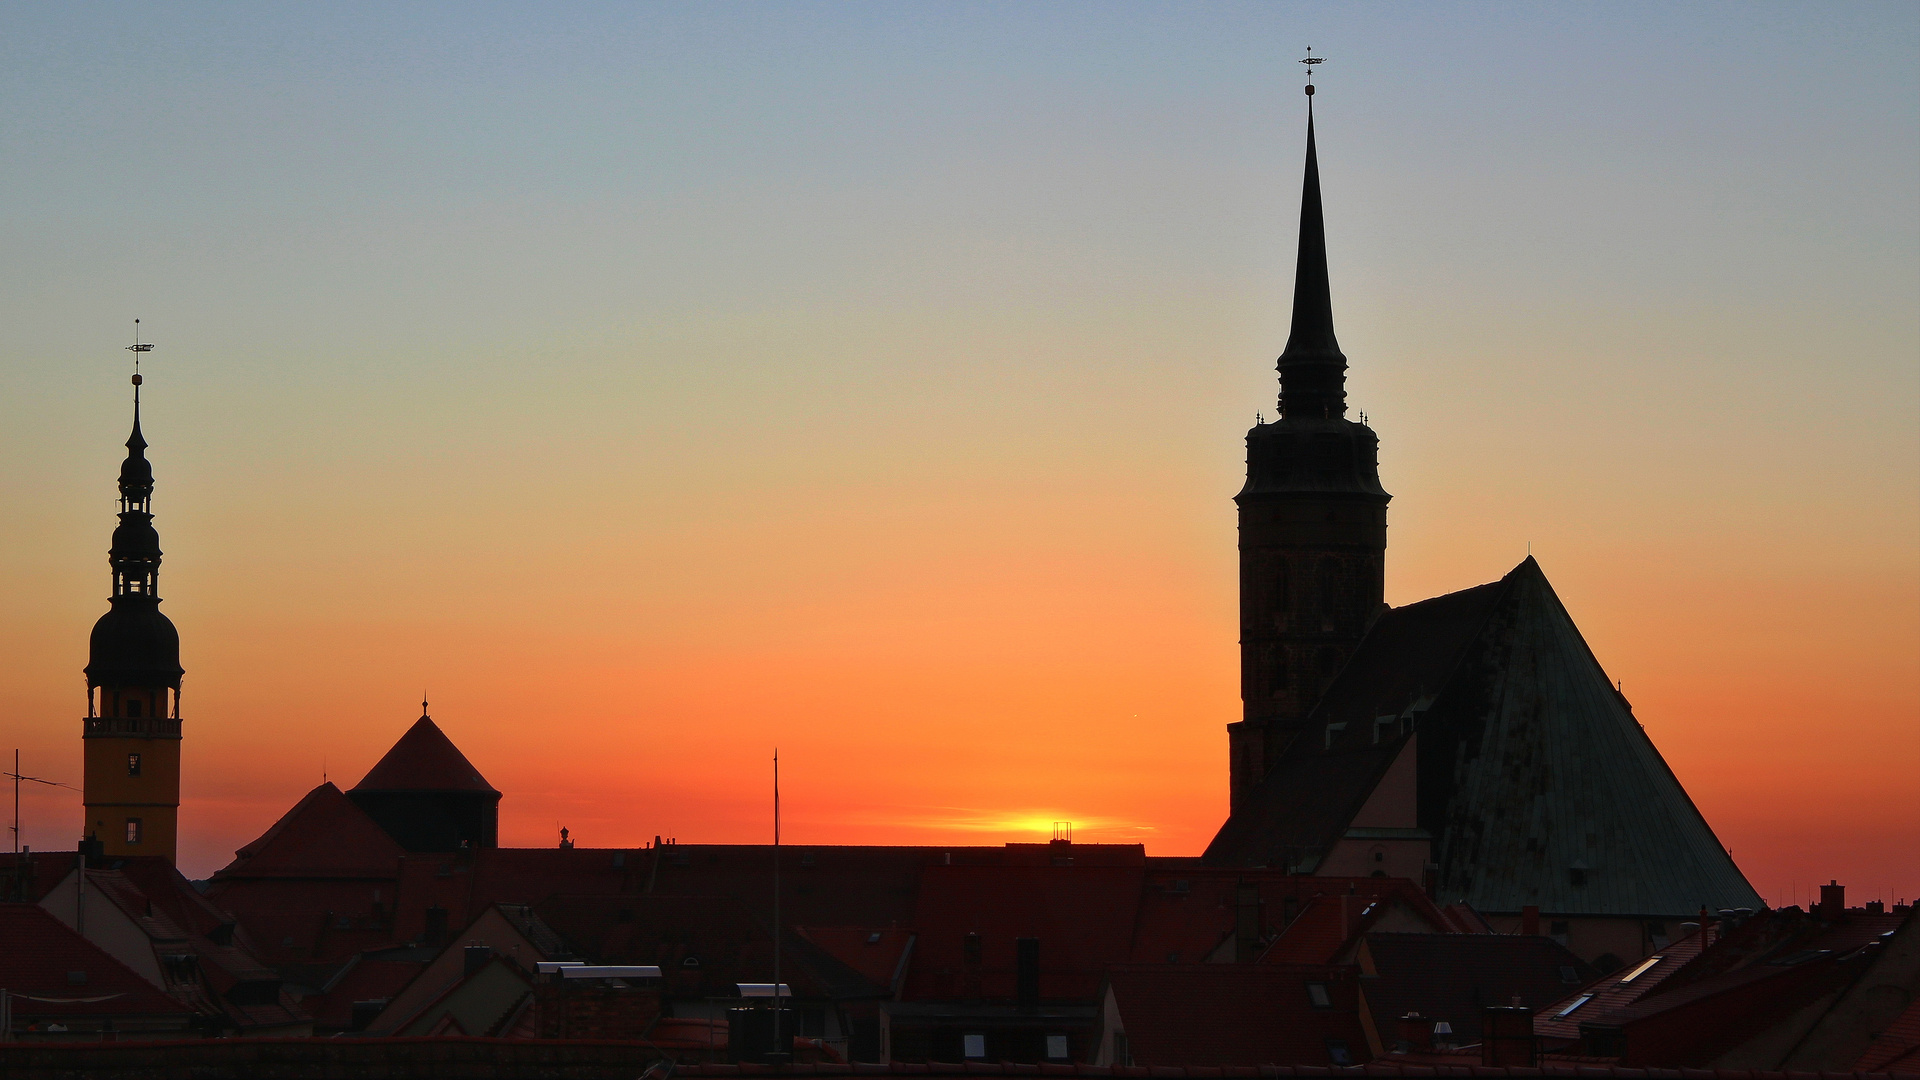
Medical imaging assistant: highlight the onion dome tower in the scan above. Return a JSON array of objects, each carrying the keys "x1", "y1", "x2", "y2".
[
  {"x1": 1227, "y1": 67, "x2": 1390, "y2": 810},
  {"x1": 83, "y1": 323, "x2": 185, "y2": 862}
]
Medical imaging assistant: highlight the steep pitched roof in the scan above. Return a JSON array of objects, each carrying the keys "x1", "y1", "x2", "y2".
[
  {"x1": 0, "y1": 903, "x2": 192, "y2": 1020},
  {"x1": 211, "y1": 782, "x2": 405, "y2": 879},
  {"x1": 1207, "y1": 559, "x2": 1762, "y2": 918},
  {"x1": 1424, "y1": 559, "x2": 1760, "y2": 915},
  {"x1": 352, "y1": 716, "x2": 499, "y2": 794}
]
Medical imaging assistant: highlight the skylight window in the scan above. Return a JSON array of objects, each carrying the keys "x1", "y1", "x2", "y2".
[
  {"x1": 1554, "y1": 994, "x2": 1594, "y2": 1018},
  {"x1": 1618, "y1": 955, "x2": 1663, "y2": 983},
  {"x1": 1306, "y1": 982, "x2": 1332, "y2": 1008}
]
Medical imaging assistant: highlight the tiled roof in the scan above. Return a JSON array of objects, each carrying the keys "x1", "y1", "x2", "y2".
[
  {"x1": 212, "y1": 782, "x2": 406, "y2": 879},
  {"x1": 796, "y1": 927, "x2": 915, "y2": 991},
  {"x1": 664, "y1": 1060, "x2": 1904, "y2": 1068},
  {"x1": 303, "y1": 957, "x2": 428, "y2": 1029},
  {"x1": 352, "y1": 716, "x2": 499, "y2": 794},
  {"x1": 1103, "y1": 964, "x2": 1372, "y2": 1067},
  {"x1": 534, "y1": 893, "x2": 842, "y2": 998},
  {"x1": 1534, "y1": 926, "x2": 1707, "y2": 1041},
  {"x1": 0, "y1": 903, "x2": 192, "y2": 1020},
  {"x1": 905, "y1": 864, "x2": 1147, "y2": 1002},
  {"x1": 1858, "y1": 994, "x2": 1920, "y2": 1071},
  {"x1": 1355, "y1": 932, "x2": 1594, "y2": 1042}
]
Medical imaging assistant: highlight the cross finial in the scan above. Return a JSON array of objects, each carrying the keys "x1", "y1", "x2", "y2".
[{"x1": 1301, "y1": 47, "x2": 1326, "y2": 96}]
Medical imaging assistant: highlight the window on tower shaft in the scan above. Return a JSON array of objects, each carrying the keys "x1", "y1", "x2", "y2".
[
  {"x1": 126, "y1": 818, "x2": 142, "y2": 845},
  {"x1": 128, "y1": 753, "x2": 141, "y2": 777}
]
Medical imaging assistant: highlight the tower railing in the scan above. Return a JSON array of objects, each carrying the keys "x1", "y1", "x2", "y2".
[{"x1": 83, "y1": 716, "x2": 182, "y2": 738}]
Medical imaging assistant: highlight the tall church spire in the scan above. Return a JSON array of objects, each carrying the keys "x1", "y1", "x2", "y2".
[
  {"x1": 1278, "y1": 82, "x2": 1347, "y2": 420},
  {"x1": 1228, "y1": 61, "x2": 1389, "y2": 810}
]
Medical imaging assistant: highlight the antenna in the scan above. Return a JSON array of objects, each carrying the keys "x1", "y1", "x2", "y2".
[
  {"x1": 8, "y1": 750, "x2": 80, "y2": 855},
  {"x1": 772, "y1": 748, "x2": 785, "y2": 1062}
]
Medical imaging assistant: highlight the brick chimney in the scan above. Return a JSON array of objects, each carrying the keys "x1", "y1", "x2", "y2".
[{"x1": 1819, "y1": 880, "x2": 1845, "y2": 919}]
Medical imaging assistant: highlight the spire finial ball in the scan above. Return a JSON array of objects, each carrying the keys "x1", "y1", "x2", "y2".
[
  {"x1": 131, "y1": 373, "x2": 143, "y2": 385},
  {"x1": 1305, "y1": 84, "x2": 1314, "y2": 96}
]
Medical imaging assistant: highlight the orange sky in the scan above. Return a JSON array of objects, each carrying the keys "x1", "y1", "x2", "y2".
[{"x1": 1, "y1": 5, "x2": 1915, "y2": 906}]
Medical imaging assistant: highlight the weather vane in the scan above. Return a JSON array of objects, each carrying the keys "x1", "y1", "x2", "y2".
[
  {"x1": 1301, "y1": 47, "x2": 1326, "y2": 96},
  {"x1": 126, "y1": 317, "x2": 153, "y2": 383}
]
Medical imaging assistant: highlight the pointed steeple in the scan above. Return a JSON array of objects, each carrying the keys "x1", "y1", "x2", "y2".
[{"x1": 1278, "y1": 87, "x2": 1348, "y2": 421}]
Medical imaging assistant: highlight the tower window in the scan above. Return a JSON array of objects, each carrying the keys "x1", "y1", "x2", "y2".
[
  {"x1": 125, "y1": 818, "x2": 143, "y2": 844},
  {"x1": 126, "y1": 698, "x2": 142, "y2": 719},
  {"x1": 127, "y1": 753, "x2": 141, "y2": 777}
]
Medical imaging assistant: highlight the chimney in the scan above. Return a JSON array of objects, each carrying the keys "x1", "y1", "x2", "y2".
[
  {"x1": 1521, "y1": 905, "x2": 1540, "y2": 937},
  {"x1": 1394, "y1": 1012, "x2": 1432, "y2": 1052},
  {"x1": 1015, "y1": 937, "x2": 1040, "y2": 1010},
  {"x1": 1235, "y1": 882, "x2": 1262, "y2": 961},
  {"x1": 464, "y1": 945, "x2": 491, "y2": 979},
  {"x1": 1481, "y1": 1006, "x2": 1535, "y2": 1066},
  {"x1": 1819, "y1": 880, "x2": 1845, "y2": 918}
]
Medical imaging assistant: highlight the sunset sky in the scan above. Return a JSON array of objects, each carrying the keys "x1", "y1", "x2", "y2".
[{"x1": 1, "y1": 3, "x2": 1915, "y2": 905}]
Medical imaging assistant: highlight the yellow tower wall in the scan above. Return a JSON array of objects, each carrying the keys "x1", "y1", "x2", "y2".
[{"x1": 82, "y1": 724, "x2": 181, "y2": 862}]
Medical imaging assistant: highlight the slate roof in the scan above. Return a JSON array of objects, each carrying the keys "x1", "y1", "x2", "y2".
[
  {"x1": 1207, "y1": 558, "x2": 1763, "y2": 918},
  {"x1": 352, "y1": 716, "x2": 499, "y2": 794}
]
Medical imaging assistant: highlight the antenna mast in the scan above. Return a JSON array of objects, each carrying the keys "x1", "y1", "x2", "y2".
[
  {"x1": 772, "y1": 748, "x2": 783, "y2": 1060},
  {"x1": 7, "y1": 751, "x2": 78, "y2": 855}
]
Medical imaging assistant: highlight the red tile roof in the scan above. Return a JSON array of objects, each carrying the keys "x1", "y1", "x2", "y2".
[
  {"x1": 1857, "y1": 994, "x2": 1920, "y2": 1071},
  {"x1": 796, "y1": 927, "x2": 915, "y2": 991},
  {"x1": 1534, "y1": 926, "x2": 1708, "y2": 1041},
  {"x1": 1103, "y1": 963, "x2": 1373, "y2": 1066},
  {"x1": 352, "y1": 716, "x2": 499, "y2": 794},
  {"x1": 905, "y1": 864, "x2": 1147, "y2": 1002},
  {"x1": 1258, "y1": 879, "x2": 1454, "y2": 966},
  {"x1": 213, "y1": 782, "x2": 406, "y2": 879},
  {"x1": 0, "y1": 903, "x2": 192, "y2": 1020}
]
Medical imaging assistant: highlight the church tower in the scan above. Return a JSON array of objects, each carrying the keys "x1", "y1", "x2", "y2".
[
  {"x1": 1228, "y1": 77, "x2": 1390, "y2": 810},
  {"x1": 83, "y1": 329, "x2": 184, "y2": 862}
]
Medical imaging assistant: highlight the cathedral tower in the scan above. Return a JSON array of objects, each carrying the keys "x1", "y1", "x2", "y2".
[
  {"x1": 83, "y1": 332, "x2": 184, "y2": 862},
  {"x1": 1228, "y1": 81, "x2": 1390, "y2": 810}
]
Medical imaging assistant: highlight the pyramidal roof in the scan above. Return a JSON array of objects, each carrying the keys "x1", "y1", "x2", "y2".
[
  {"x1": 1207, "y1": 558, "x2": 1762, "y2": 917},
  {"x1": 351, "y1": 715, "x2": 499, "y2": 795}
]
